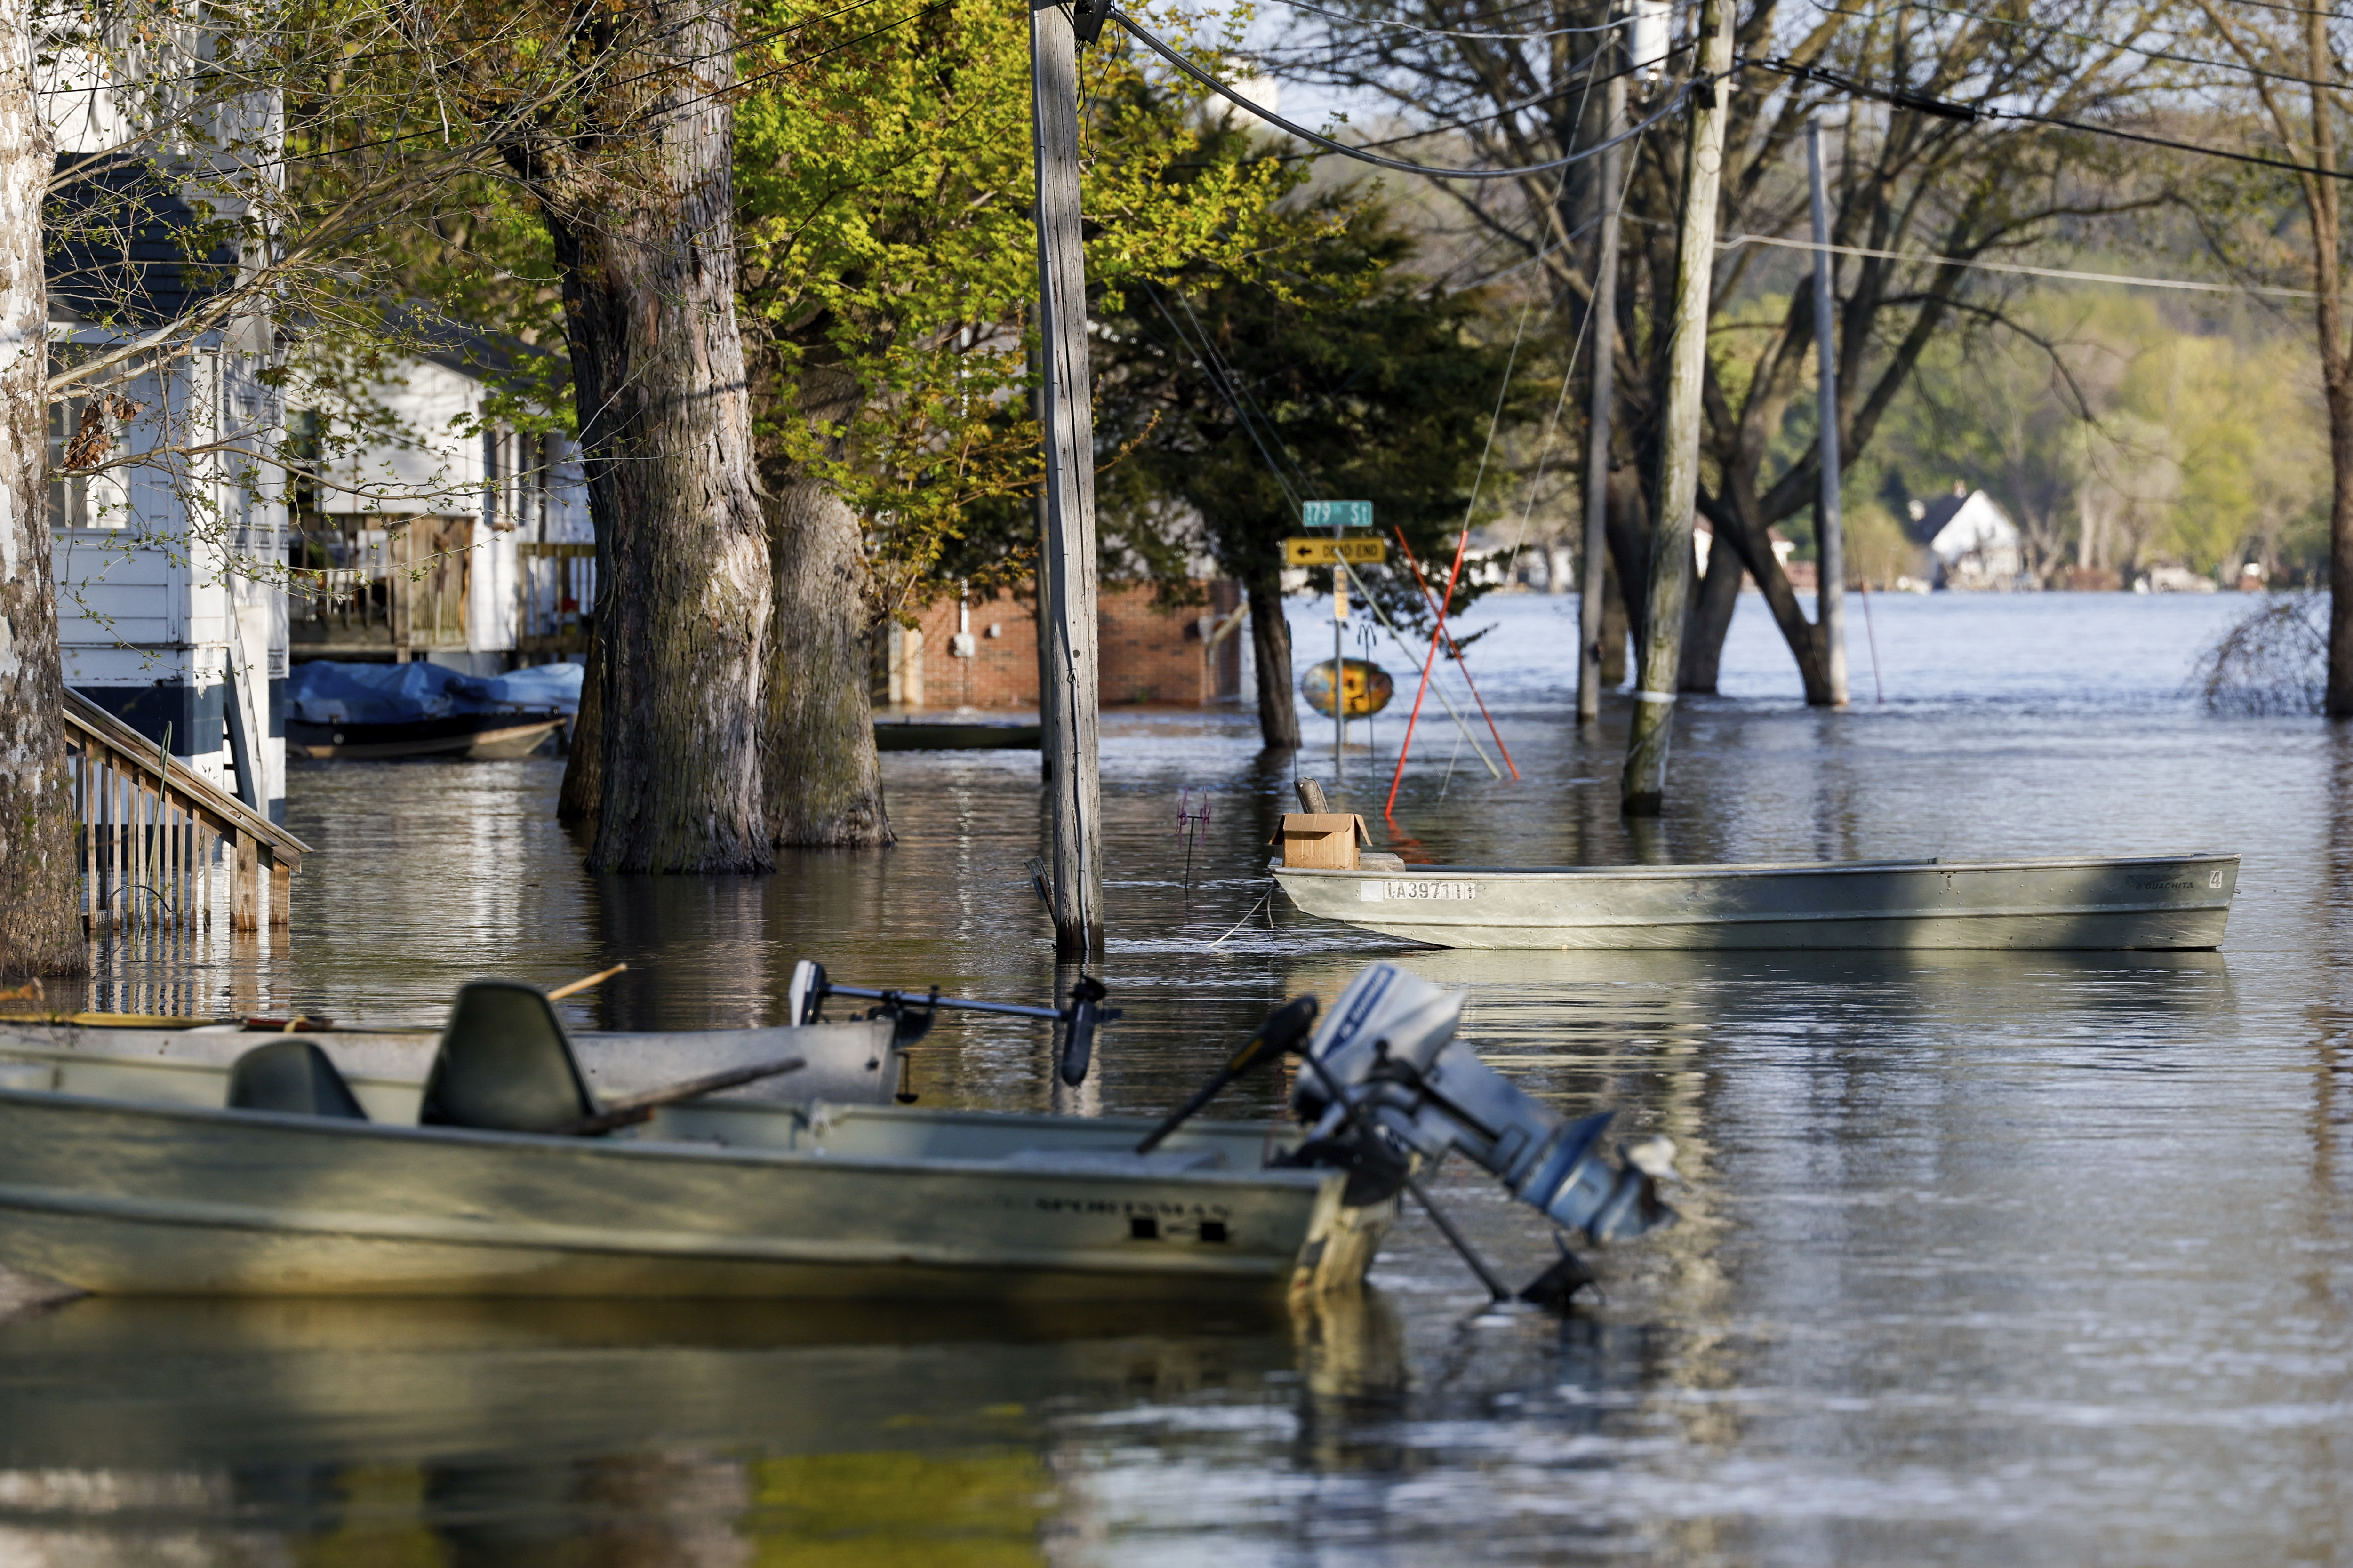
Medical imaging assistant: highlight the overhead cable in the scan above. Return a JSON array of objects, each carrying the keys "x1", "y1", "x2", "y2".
[
  {"x1": 1114, "y1": 6, "x2": 1690, "y2": 179},
  {"x1": 1721, "y1": 232, "x2": 2319, "y2": 298},
  {"x1": 1744, "y1": 54, "x2": 2353, "y2": 182},
  {"x1": 1815, "y1": 0, "x2": 2353, "y2": 93},
  {"x1": 1267, "y1": 0, "x2": 1637, "y2": 42},
  {"x1": 1223, "y1": 40, "x2": 1694, "y2": 167}
]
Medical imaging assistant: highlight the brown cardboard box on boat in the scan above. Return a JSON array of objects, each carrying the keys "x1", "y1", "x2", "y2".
[{"x1": 1276, "y1": 813, "x2": 1370, "y2": 870}]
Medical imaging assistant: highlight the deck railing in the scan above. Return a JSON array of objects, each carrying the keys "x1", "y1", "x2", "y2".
[
  {"x1": 65, "y1": 690, "x2": 311, "y2": 933},
  {"x1": 288, "y1": 518, "x2": 472, "y2": 655},
  {"x1": 518, "y1": 541, "x2": 594, "y2": 655}
]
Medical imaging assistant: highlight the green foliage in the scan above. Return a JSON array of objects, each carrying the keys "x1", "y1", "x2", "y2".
[
  {"x1": 1092, "y1": 196, "x2": 1521, "y2": 624},
  {"x1": 733, "y1": 0, "x2": 1315, "y2": 621}
]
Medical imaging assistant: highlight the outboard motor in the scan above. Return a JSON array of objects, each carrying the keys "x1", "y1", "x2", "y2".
[{"x1": 1293, "y1": 962, "x2": 1677, "y2": 1242}]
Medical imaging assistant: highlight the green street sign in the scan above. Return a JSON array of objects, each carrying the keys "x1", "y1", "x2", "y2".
[{"x1": 1301, "y1": 500, "x2": 1373, "y2": 530}]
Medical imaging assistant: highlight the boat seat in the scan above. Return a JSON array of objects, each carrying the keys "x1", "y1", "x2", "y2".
[
  {"x1": 226, "y1": 1039, "x2": 370, "y2": 1121},
  {"x1": 419, "y1": 980, "x2": 600, "y2": 1134}
]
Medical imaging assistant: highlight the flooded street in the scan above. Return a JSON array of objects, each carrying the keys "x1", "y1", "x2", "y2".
[{"x1": 6, "y1": 592, "x2": 2349, "y2": 1564}]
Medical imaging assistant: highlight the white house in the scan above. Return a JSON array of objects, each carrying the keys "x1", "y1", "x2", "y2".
[
  {"x1": 42, "y1": 43, "x2": 295, "y2": 820},
  {"x1": 293, "y1": 319, "x2": 592, "y2": 674},
  {"x1": 1910, "y1": 488, "x2": 2023, "y2": 589}
]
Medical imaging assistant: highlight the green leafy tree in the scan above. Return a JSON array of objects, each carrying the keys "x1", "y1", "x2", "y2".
[{"x1": 731, "y1": 0, "x2": 1308, "y2": 836}]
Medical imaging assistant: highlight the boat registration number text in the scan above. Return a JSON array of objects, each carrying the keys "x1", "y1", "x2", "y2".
[{"x1": 1361, "y1": 880, "x2": 1478, "y2": 903}]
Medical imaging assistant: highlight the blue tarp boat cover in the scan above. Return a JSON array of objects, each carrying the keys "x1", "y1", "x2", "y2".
[{"x1": 288, "y1": 661, "x2": 583, "y2": 726}]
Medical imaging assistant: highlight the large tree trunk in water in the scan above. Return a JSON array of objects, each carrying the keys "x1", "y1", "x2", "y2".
[
  {"x1": 764, "y1": 477, "x2": 889, "y2": 845},
  {"x1": 1680, "y1": 531, "x2": 1745, "y2": 693},
  {"x1": 1248, "y1": 582, "x2": 1299, "y2": 749},
  {"x1": 1599, "y1": 560, "x2": 1629, "y2": 687},
  {"x1": 1604, "y1": 466, "x2": 1650, "y2": 655},
  {"x1": 1706, "y1": 498, "x2": 1832, "y2": 704},
  {"x1": 515, "y1": 3, "x2": 772, "y2": 872},
  {"x1": 0, "y1": 20, "x2": 78, "y2": 976},
  {"x1": 558, "y1": 626, "x2": 603, "y2": 827},
  {"x1": 2329, "y1": 384, "x2": 2353, "y2": 716}
]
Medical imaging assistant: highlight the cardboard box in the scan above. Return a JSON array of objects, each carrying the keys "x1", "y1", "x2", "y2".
[{"x1": 1276, "y1": 813, "x2": 1369, "y2": 870}]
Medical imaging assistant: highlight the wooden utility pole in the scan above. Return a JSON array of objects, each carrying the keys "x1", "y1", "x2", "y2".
[
  {"x1": 1620, "y1": 0, "x2": 1732, "y2": 816},
  {"x1": 1808, "y1": 118, "x2": 1849, "y2": 708},
  {"x1": 1031, "y1": 0, "x2": 1104, "y2": 956},
  {"x1": 1576, "y1": 62, "x2": 1627, "y2": 725}
]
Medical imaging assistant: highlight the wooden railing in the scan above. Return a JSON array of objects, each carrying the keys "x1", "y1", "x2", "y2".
[
  {"x1": 65, "y1": 690, "x2": 312, "y2": 933},
  {"x1": 288, "y1": 518, "x2": 473, "y2": 655}
]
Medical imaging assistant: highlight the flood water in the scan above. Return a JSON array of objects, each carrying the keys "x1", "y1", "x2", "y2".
[{"x1": 7, "y1": 591, "x2": 2350, "y2": 1565}]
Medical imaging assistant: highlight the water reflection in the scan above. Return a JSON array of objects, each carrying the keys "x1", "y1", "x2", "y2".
[
  {"x1": 0, "y1": 1294, "x2": 1405, "y2": 1565},
  {"x1": 10, "y1": 596, "x2": 2352, "y2": 1563}
]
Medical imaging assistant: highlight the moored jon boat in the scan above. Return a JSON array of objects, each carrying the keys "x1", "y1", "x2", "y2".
[
  {"x1": 1271, "y1": 851, "x2": 2240, "y2": 951},
  {"x1": 0, "y1": 964, "x2": 1677, "y2": 1302}
]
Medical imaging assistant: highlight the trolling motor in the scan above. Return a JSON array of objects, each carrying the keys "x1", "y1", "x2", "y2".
[
  {"x1": 1139, "y1": 961, "x2": 1678, "y2": 1305},
  {"x1": 787, "y1": 961, "x2": 1116, "y2": 1087}
]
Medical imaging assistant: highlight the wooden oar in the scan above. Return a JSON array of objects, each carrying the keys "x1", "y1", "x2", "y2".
[
  {"x1": 546, "y1": 962, "x2": 628, "y2": 1002},
  {"x1": 556, "y1": 1056, "x2": 806, "y2": 1136}
]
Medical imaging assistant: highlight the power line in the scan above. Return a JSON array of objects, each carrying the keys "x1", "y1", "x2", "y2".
[
  {"x1": 1744, "y1": 53, "x2": 2353, "y2": 181},
  {"x1": 1115, "y1": 6, "x2": 1689, "y2": 180},
  {"x1": 1816, "y1": 0, "x2": 2353, "y2": 93},
  {"x1": 1720, "y1": 231, "x2": 2319, "y2": 297},
  {"x1": 1216, "y1": 39, "x2": 1694, "y2": 167},
  {"x1": 1266, "y1": 0, "x2": 1636, "y2": 43}
]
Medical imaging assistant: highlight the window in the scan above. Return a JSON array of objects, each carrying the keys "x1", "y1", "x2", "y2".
[{"x1": 47, "y1": 395, "x2": 90, "y2": 529}]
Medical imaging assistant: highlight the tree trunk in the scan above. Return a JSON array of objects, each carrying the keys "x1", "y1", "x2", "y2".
[
  {"x1": 558, "y1": 625, "x2": 603, "y2": 827},
  {"x1": 516, "y1": 4, "x2": 773, "y2": 872},
  {"x1": 1248, "y1": 581, "x2": 1299, "y2": 749},
  {"x1": 1600, "y1": 561, "x2": 1629, "y2": 688},
  {"x1": 1604, "y1": 465, "x2": 1650, "y2": 655},
  {"x1": 2329, "y1": 384, "x2": 2353, "y2": 716},
  {"x1": 1679, "y1": 533, "x2": 1744, "y2": 693},
  {"x1": 0, "y1": 14, "x2": 79, "y2": 976},
  {"x1": 764, "y1": 477, "x2": 889, "y2": 845},
  {"x1": 1705, "y1": 497, "x2": 1832, "y2": 704}
]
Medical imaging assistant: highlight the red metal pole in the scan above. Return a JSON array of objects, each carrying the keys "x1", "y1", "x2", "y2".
[
  {"x1": 1390, "y1": 525, "x2": 1519, "y2": 780},
  {"x1": 1384, "y1": 529, "x2": 1474, "y2": 827}
]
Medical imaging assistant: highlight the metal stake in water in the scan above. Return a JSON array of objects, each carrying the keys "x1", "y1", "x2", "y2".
[{"x1": 1175, "y1": 788, "x2": 1212, "y2": 899}]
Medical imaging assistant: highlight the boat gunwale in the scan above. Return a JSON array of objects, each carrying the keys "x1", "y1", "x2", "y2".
[
  {"x1": 0, "y1": 1081, "x2": 1333, "y2": 1195},
  {"x1": 1272, "y1": 898, "x2": 2233, "y2": 929},
  {"x1": 1269, "y1": 850, "x2": 2240, "y2": 882}
]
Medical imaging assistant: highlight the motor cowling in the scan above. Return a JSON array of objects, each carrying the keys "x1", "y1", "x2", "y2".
[{"x1": 1293, "y1": 962, "x2": 1677, "y2": 1242}]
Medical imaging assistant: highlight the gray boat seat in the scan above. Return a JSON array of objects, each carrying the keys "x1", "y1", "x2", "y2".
[
  {"x1": 226, "y1": 1039, "x2": 370, "y2": 1121},
  {"x1": 419, "y1": 980, "x2": 600, "y2": 1134}
]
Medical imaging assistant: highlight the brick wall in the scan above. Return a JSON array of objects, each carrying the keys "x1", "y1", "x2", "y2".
[{"x1": 902, "y1": 580, "x2": 1243, "y2": 710}]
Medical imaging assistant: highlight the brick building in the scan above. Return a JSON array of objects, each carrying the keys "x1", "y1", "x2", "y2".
[{"x1": 881, "y1": 581, "x2": 1245, "y2": 710}]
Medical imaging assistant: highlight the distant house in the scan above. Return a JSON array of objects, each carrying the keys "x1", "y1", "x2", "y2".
[{"x1": 1907, "y1": 487, "x2": 2022, "y2": 589}]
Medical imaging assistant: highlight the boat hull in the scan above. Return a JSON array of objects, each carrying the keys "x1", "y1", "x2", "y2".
[
  {"x1": 288, "y1": 713, "x2": 565, "y2": 761},
  {"x1": 0, "y1": 1074, "x2": 1375, "y2": 1300},
  {"x1": 1271, "y1": 852, "x2": 2239, "y2": 951},
  {"x1": 872, "y1": 721, "x2": 1042, "y2": 751}
]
